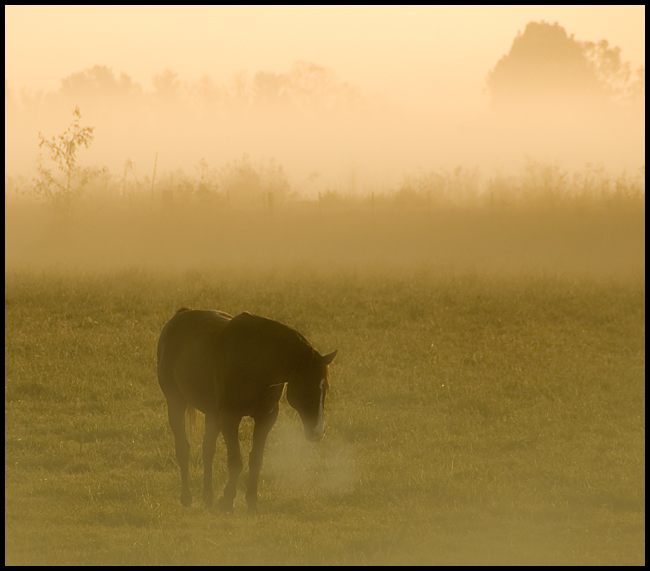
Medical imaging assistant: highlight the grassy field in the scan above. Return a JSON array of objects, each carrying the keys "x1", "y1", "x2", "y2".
[{"x1": 5, "y1": 266, "x2": 645, "y2": 565}]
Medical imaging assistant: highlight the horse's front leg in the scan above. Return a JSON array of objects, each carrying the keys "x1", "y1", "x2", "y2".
[
  {"x1": 217, "y1": 411, "x2": 243, "y2": 512},
  {"x1": 247, "y1": 405, "x2": 279, "y2": 513}
]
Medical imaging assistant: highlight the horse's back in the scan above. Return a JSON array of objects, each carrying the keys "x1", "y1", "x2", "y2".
[
  {"x1": 157, "y1": 309, "x2": 232, "y2": 413},
  {"x1": 214, "y1": 313, "x2": 312, "y2": 401},
  {"x1": 216, "y1": 312, "x2": 289, "y2": 368}
]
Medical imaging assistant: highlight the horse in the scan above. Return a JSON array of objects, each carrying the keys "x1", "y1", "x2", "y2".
[{"x1": 157, "y1": 308, "x2": 337, "y2": 512}]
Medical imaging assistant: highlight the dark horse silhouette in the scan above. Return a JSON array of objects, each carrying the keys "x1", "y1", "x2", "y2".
[{"x1": 157, "y1": 308, "x2": 337, "y2": 512}]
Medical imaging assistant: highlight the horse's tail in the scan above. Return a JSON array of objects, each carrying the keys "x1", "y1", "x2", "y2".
[{"x1": 186, "y1": 405, "x2": 199, "y2": 438}]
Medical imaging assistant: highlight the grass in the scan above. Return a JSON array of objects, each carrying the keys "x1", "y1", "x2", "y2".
[
  {"x1": 5, "y1": 267, "x2": 645, "y2": 565},
  {"x1": 5, "y1": 194, "x2": 645, "y2": 276}
]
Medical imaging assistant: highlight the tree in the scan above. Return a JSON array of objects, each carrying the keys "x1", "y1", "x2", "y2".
[
  {"x1": 32, "y1": 107, "x2": 103, "y2": 206},
  {"x1": 190, "y1": 74, "x2": 225, "y2": 109},
  {"x1": 250, "y1": 62, "x2": 359, "y2": 110},
  {"x1": 287, "y1": 61, "x2": 358, "y2": 109},
  {"x1": 582, "y1": 39, "x2": 645, "y2": 108},
  {"x1": 57, "y1": 65, "x2": 142, "y2": 106},
  {"x1": 152, "y1": 69, "x2": 181, "y2": 102},
  {"x1": 226, "y1": 71, "x2": 250, "y2": 108},
  {"x1": 486, "y1": 21, "x2": 640, "y2": 115},
  {"x1": 252, "y1": 71, "x2": 291, "y2": 108}
]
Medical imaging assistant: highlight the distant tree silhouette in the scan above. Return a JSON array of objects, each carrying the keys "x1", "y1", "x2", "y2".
[
  {"x1": 627, "y1": 66, "x2": 645, "y2": 116},
  {"x1": 250, "y1": 62, "x2": 358, "y2": 110},
  {"x1": 486, "y1": 21, "x2": 642, "y2": 116},
  {"x1": 9, "y1": 61, "x2": 358, "y2": 116},
  {"x1": 191, "y1": 74, "x2": 225, "y2": 109},
  {"x1": 287, "y1": 61, "x2": 358, "y2": 109},
  {"x1": 226, "y1": 71, "x2": 250, "y2": 108},
  {"x1": 252, "y1": 71, "x2": 291, "y2": 108},
  {"x1": 57, "y1": 65, "x2": 142, "y2": 105},
  {"x1": 582, "y1": 39, "x2": 645, "y2": 108},
  {"x1": 152, "y1": 68, "x2": 181, "y2": 102}
]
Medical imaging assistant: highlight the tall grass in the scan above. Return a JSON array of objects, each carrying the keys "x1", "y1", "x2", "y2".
[{"x1": 5, "y1": 171, "x2": 645, "y2": 276}]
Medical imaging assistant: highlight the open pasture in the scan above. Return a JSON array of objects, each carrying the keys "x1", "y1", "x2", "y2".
[{"x1": 5, "y1": 268, "x2": 645, "y2": 564}]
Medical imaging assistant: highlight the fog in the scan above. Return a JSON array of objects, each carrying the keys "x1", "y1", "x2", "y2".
[
  {"x1": 5, "y1": 8, "x2": 646, "y2": 565},
  {"x1": 5, "y1": 7, "x2": 645, "y2": 193},
  {"x1": 4, "y1": 8, "x2": 645, "y2": 275}
]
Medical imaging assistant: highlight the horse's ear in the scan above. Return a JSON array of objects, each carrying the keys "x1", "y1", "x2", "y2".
[{"x1": 321, "y1": 350, "x2": 337, "y2": 365}]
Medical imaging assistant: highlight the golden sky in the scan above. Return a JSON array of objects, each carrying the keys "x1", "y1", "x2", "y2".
[{"x1": 5, "y1": 6, "x2": 645, "y2": 117}]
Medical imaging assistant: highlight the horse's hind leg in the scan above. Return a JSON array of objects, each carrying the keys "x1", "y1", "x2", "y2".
[
  {"x1": 217, "y1": 411, "x2": 243, "y2": 512},
  {"x1": 167, "y1": 398, "x2": 192, "y2": 506},
  {"x1": 202, "y1": 412, "x2": 220, "y2": 507}
]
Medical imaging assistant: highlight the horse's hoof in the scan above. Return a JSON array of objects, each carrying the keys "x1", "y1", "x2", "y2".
[
  {"x1": 216, "y1": 497, "x2": 234, "y2": 513},
  {"x1": 180, "y1": 491, "x2": 192, "y2": 507},
  {"x1": 247, "y1": 504, "x2": 258, "y2": 515}
]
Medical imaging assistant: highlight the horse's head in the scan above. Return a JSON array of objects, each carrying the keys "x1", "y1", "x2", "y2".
[{"x1": 286, "y1": 350, "x2": 337, "y2": 442}]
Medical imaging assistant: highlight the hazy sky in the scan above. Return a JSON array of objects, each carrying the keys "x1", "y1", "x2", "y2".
[
  {"x1": 5, "y1": 5, "x2": 645, "y2": 117},
  {"x1": 4, "y1": 6, "x2": 646, "y2": 182}
]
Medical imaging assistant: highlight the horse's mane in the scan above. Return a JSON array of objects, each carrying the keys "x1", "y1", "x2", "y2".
[{"x1": 230, "y1": 313, "x2": 320, "y2": 375}]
